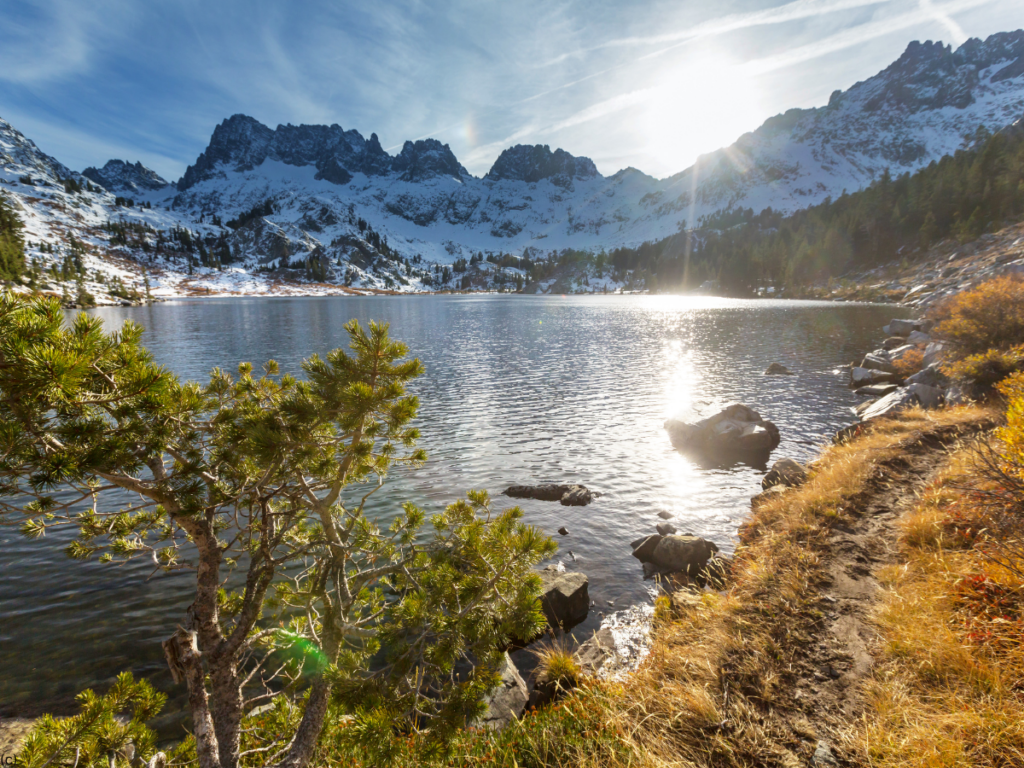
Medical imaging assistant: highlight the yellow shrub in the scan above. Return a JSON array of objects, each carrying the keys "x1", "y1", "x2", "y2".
[
  {"x1": 996, "y1": 371, "x2": 1024, "y2": 483},
  {"x1": 943, "y1": 344, "x2": 1024, "y2": 389},
  {"x1": 932, "y1": 275, "x2": 1024, "y2": 357}
]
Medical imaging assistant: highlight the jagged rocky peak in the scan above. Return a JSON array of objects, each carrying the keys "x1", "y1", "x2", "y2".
[
  {"x1": 178, "y1": 115, "x2": 411, "y2": 190},
  {"x1": 485, "y1": 144, "x2": 599, "y2": 184},
  {"x1": 392, "y1": 138, "x2": 468, "y2": 182},
  {"x1": 847, "y1": 30, "x2": 1024, "y2": 113},
  {"x1": 83, "y1": 159, "x2": 169, "y2": 194}
]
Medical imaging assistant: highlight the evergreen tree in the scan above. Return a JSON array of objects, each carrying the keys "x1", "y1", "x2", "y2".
[
  {"x1": 0, "y1": 296, "x2": 555, "y2": 768},
  {"x1": 0, "y1": 195, "x2": 25, "y2": 282}
]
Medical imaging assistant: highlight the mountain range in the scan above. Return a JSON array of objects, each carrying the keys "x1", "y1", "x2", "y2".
[{"x1": 2, "y1": 30, "x2": 1024, "y2": 295}]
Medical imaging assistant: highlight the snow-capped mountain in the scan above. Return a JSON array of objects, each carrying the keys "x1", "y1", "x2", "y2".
[
  {"x1": 2, "y1": 29, "x2": 1024, "y2": 298},
  {"x1": 83, "y1": 160, "x2": 171, "y2": 195}
]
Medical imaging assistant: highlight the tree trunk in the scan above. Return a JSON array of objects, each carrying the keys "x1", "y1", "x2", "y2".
[
  {"x1": 208, "y1": 655, "x2": 243, "y2": 768},
  {"x1": 175, "y1": 630, "x2": 221, "y2": 768},
  {"x1": 272, "y1": 677, "x2": 333, "y2": 768}
]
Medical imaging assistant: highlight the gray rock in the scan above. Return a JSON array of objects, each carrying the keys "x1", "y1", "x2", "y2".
[
  {"x1": 811, "y1": 740, "x2": 840, "y2": 767},
  {"x1": 664, "y1": 404, "x2": 781, "y2": 457},
  {"x1": 503, "y1": 484, "x2": 598, "y2": 506},
  {"x1": 854, "y1": 397, "x2": 879, "y2": 416},
  {"x1": 906, "y1": 364, "x2": 948, "y2": 388},
  {"x1": 861, "y1": 353, "x2": 897, "y2": 374},
  {"x1": 761, "y1": 458, "x2": 808, "y2": 490},
  {"x1": 655, "y1": 522, "x2": 677, "y2": 536},
  {"x1": 923, "y1": 341, "x2": 949, "y2": 367},
  {"x1": 945, "y1": 381, "x2": 976, "y2": 405},
  {"x1": 538, "y1": 571, "x2": 589, "y2": 631},
  {"x1": 850, "y1": 367, "x2": 896, "y2": 387},
  {"x1": 478, "y1": 653, "x2": 528, "y2": 729},
  {"x1": 574, "y1": 626, "x2": 616, "y2": 676},
  {"x1": 855, "y1": 383, "x2": 899, "y2": 396},
  {"x1": 907, "y1": 330, "x2": 932, "y2": 344},
  {"x1": 648, "y1": 535, "x2": 720, "y2": 575},
  {"x1": 881, "y1": 336, "x2": 908, "y2": 350},
  {"x1": 631, "y1": 534, "x2": 662, "y2": 562},
  {"x1": 657, "y1": 511, "x2": 674, "y2": 520},
  {"x1": 764, "y1": 362, "x2": 794, "y2": 375},
  {"x1": 859, "y1": 383, "x2": 944, "y2": 421},
  {"x1": 557, "y1": 527, "x2": 569, "y2": 536},
  {"x1": 886, "y1": 319, "x2": 924, "y2": 336},
  {"x1": 907, "y1": 382, "x2": 944, "y2": 408}
]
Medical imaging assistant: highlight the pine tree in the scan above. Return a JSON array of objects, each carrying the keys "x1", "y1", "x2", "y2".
[
  {"x1": 0, "y1": 296, "x2": 555, "y2": 768},
  {"x1": 0, "y1": 195, "x2": 25, "y2": 282}
]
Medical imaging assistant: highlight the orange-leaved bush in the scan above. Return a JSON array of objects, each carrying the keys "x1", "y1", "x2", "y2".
[{"x1": 932, "y1": 275, "x2": 1024, "y2": 357}]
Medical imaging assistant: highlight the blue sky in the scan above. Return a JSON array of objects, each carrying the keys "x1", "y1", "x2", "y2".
[{"x1": 2, "y1": 0, "x2": 1023, "y2": 182}]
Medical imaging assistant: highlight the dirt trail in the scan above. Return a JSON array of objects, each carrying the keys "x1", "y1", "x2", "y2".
[{"x1": 782, "y1": 427, "x2": 984, "y2": 765}]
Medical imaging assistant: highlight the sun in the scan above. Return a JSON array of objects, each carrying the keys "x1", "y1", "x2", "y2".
[{"x1": 641, "y1": 52, "x2": 762, "y2": 176}]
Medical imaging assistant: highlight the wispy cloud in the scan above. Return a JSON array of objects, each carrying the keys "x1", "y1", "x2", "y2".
[
  {"x1": 742, "y1": 0, "x2": 997, "y2": 75},
  {"x1": 543, "y1": 0, "x2": 892, "y2": 65}
]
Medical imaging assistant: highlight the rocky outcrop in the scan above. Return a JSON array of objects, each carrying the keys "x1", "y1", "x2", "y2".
[
  {"x1": 478, "y1": 653, "x2": 528, "y2": 729},
  {"x1": 502, "y1": 484, "x2": 597, "y2": 506},
  {"x1": 764, "y1": 362, "x2": 794, "y2": 375},
  {"x1": 665, "y1": 404, "x2": 781, "y2": 457},
  {"x1": 538, "y1": 571, "x2": 589, "y2": 632},
  {"x1": 762, "y1": 458, "x2": 808, "y2": 490}
]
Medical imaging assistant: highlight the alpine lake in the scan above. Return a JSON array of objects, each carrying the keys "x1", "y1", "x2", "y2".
[{"x1": 0, "y1": 294, "x2": 897, "y2": 732}]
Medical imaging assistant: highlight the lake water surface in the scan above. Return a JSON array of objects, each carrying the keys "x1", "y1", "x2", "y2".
[{"x1": 0, "y1": 295, "x2": 895, "y2": 726}]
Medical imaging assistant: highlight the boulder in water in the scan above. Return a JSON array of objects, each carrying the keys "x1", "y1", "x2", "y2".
[
  {"x1": 538, "y1": 571, "x2": 589, "y2": 632},
  {"x1": 761, "y1": 458, "x2": 808, "y2": 490},
  {"x1": 664, "y1": 404, "x2": 780, "y2": 457},
  {"x1": 503, "y1": 484, "x2": 598, "y2": 506},
  {"x1": 648, "y1": 535, "x2": 720, "y2": 575},
  {"x1": 764, "y1": 362, "x2": 794, "y2": 375}
]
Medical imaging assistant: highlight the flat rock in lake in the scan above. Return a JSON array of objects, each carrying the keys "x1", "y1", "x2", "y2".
[{"x1": 503, "y1": 484, "x2": 598, "y2": 506}]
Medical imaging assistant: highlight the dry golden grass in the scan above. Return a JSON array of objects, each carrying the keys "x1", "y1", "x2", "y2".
[
  {"x1": 555, "y1": 405, "x2": 998, "y2": 768},
  {"x1": 845, "y1": 438, "x2": 1024, "y2": 768}
]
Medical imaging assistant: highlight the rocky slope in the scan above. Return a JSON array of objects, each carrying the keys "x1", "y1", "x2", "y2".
[{"x1": 2, "y1": 30, "x2": 1024, "y2": 298}]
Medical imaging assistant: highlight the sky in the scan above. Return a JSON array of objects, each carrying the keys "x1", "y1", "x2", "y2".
[{"x1": 2, "y1": 0, "x2": 1023, "y2": 182}]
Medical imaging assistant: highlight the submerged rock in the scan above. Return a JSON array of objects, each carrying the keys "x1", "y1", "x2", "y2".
[
  {"x1": 761, "y1": 458, "x2": 808, "y2": 490},
  {"x1": 665, "y1": 404, "x2": 781, "y2": 457},
  {"x1": 655, "y1": 522, "x2": 677, "y2": 536},
  {"x1": 764, "y1": 362, "x2": 794, "y2": 375},
  {"x1": 503, "y1": 484, "x2": 598, "y2": 506}
]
